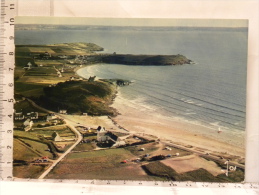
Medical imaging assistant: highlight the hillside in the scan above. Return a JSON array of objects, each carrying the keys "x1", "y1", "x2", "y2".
[
  {"x1": 100, "y1": 54, "x2": 191, "y2": 65},
  {"x1": 37, "y1": 80, "x2": 117, "y2": 116}
]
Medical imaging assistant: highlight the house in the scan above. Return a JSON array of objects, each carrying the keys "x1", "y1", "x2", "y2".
[
  {"x1": 23, "y1": 119, "x2": 33, "y2": 131},
  {"x1": 23, "y1": 62, "x2": 32, "y2": 70},
  {"x1": 27, "y1": 112, "x2": 38, "y2": 120},
  {"x1": 97, "y1": 126, "x2": 126, "y2": 147},
  {"x1": 14, "y1": 112, "x2": 24, "y2": 120},
  {"x1": 52, "y1": 131, "x2": 62, "y2": 141},
  {"x1": 59, "y1": 110, "x2": 67, "y2": 114},
  {"x1": 43, "y1": 52, "x2": 51, "y2": 59},
  {"x1": 46, "y1": 113, "x2": 57, "y2": 121}
]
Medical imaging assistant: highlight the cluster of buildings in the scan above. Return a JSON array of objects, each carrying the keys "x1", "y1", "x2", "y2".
[
  {"x1": 96, "y1": 126, "x2": 126, "y2": 147},
  {"x1": 14, "y1": 110, "x2": 61, "y2": 132}
]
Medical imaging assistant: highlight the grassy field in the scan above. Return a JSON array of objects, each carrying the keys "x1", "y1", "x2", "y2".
[
  {"x1": 13, "y1": 139, "x2": 40, "y2": 161},
  {"x1": 142, "y1": 161, "x2": 222, "y2": 182},
  {"x1": 14, "y1": 130, "x2": 41, "y2": 141},
  {"x1": 142, "y1": 161, "x2": 244, "y2": 182},
  {"x1": 125, "y1": 142, "x2": 191, "y2": 157},
  {"x1": 13, "y1": 136, "x2": 53, "y2": 178},
  {"x1": 31, "y1": 125, "x2": 75, "y2": 138},
  {"x1": 13, "y1": 164, "x2": 48, "y2": 179},
  {"x1": 18, "y1": 138, "x2": 53, "y2": 159},
  {"x1": 14, "y1": 99, "x2": 46, "y2": 114},
  {"x1": 46, "y1": 148, "x2": 156, "y2": 180}
]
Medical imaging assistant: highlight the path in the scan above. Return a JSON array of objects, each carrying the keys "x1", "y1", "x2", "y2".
[
  {"x1": 38, "y1": 118, "x2": 82, "y2": 179},
  {"x1": 24, "y1": 98, "x2": 83, "y2": 179}
]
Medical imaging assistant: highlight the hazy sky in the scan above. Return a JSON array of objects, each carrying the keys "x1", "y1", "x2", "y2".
[{"x1": 16, "y1": 16, "x2": 248, "y2": 28}]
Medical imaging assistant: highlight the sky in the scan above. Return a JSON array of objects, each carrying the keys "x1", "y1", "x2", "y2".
[{"x1": 15, "y1": 17, "x2": 248, "y2": 28}]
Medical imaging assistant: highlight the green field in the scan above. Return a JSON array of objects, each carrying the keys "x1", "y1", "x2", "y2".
[
  {"x1": 13, "y1": 136, "x2": 53, "y2": 178},
  {"x1": 31, "y1": 125, "x2": 75, "y2": 138},
  {"x1": 13, "y1": 164, "x2": 47, "y2": 179},
  {"x1": 14, "y1": 99, "x2": 46, "y2": 114},
  {"x1": 13, "y1": 139, "x2": 40, "y2": 161},
  {"x1": 72, "y1": 143, "x2": 95, "y2": 151},
  {"x1": 18, "y1": 138, "x2": 53, "y2": 159},
  {"x1": 142, "y1": 161, "x2": 244, "y2": 182},
  {"x1": 46, "y1": 148, "x2": 157, "y2": 180}
]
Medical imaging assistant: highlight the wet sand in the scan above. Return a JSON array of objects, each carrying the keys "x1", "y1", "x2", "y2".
[
  {"x1": 75, "y1": 68, "x2": 245, "y2": 158},
  {"x1": 111, "y1": 91, "x2": 245, "y2": 158}
]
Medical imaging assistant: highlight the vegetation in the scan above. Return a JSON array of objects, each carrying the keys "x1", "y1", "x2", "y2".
[
  {"x1": 46, "y1": 148, "x2": 153, "y2": 180},
  {"x1": 37, "y1": 80, "x2": 117, "y2": 115},
  {"x1": 142, "y1": 161, "x2": 244, "y2": 182},
  {"x1": 101, "y1": 54, "x2": 191, "y2": 65}
]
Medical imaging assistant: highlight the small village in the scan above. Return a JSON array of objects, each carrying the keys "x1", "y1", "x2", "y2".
[
  {"x1": 13, "y1": 42, "x2": 245, "y2": 182},
  {"x1": 13, "y1": 99, "x2": 243, "y2": 182}
]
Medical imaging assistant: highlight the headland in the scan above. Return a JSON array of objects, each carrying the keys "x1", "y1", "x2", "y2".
[{"x1": 13, "y1": 42, "x2": 244, "y2": 181}]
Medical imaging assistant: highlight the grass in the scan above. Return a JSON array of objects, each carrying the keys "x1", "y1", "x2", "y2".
[
  {"x1": 15, "y1": 56, "x2": 35, "y2": 67},
  {"x1": 37, "y1": 80, "x2": 117, "y2": 115},
  {"x1": 67, "y1": 148, "x2": 130, "y2": 159},
  {"x1": 72, "y1": 143, "x2": 95, "y2": 152},
  {"x1": 142, "y1": 161, "x2": 243, "y2": 182},
  {"x1": 14, "y1": 130, "x2": 41, "y2": 141},
  {"x1": 46, "y1": 147, "x2": 156, "y2": 180},
  {"x1": 13, "y1": 164, "x2": 48, "y2": 179},
  {"x1": 18, "y1": 138, "x2": 53, "y2": 159},
  {"x1": 15, "y1": 82, "x2": 47, "y2": 93},
  {"x1": 14, "y1": 99, "x2": 46, "y2": 114},
  {"x1": 13, "y1": 139, "x2": 40, "y2": 161},
  {"x1": 31, "y1": 125, "x2": 75, "y2": 137},
  {"x1": 217, "y1": 169, "x2": 245, "y2": 183},
  {"x1": 125, "y1": 142, "x2": 160, "y2": 156}
]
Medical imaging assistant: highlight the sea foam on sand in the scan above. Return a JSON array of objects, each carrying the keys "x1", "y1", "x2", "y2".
[{"x1": 111, "y1": 90, "x2": 245, "y2": 158}]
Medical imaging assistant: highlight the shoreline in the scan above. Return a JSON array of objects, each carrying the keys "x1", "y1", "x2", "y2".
[{"x1": 75, "y1": 65, "x2": 245, "y2": 160}]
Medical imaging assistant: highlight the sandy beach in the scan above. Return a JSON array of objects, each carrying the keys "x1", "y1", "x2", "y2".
[
  {"x1": 75, "y1": 66, "x2": 245, "y2": 159},
  {"x1": 110, "y1": 90, "x2": 245, "y2": 158}
]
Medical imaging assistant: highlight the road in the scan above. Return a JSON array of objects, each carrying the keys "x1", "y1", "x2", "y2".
[
  {"x1": 161, "y1": 141, "x2": 245, "y2": 170},
  {"x1": 38, "y1": 117, "x2": 82, "y2": 179},
  {"x1": 25, "y1": 98, "x2": 83, "y2": 179},
  {"x1": 28, "y1": 98, "x2": 244, "y2": 177}
]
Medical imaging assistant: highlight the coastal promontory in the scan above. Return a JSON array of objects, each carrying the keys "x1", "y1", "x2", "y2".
[{"x1": 100, "y1": 54, "x2": 192, "y2": 65}]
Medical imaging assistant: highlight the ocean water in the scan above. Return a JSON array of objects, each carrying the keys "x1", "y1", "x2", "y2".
[{"x1": 16, "y1": 27, "x2": 248, "y2": 133}]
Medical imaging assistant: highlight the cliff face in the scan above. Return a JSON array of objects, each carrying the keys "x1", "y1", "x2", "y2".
[{"x1": 100, "y1": 54, "x2": 191, "y2": 65}]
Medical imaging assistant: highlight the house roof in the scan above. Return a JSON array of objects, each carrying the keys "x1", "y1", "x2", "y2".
[{"x1": 105, "y1": 131, "x2": 118, "y2": 142}]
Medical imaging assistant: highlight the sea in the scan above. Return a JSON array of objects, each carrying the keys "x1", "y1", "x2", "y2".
[{"x1": 15, "y1": 26, "x2": 248, "y2": 136}]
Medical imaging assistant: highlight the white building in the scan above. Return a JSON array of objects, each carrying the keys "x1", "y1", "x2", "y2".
[{"x1": 23, "y1": 119, "x2": 33, "y2": 131}]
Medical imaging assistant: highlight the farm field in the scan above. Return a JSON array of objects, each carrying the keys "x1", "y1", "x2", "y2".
[{"x1": 46, "y1": 148, "x2": 155, "y2": 180}]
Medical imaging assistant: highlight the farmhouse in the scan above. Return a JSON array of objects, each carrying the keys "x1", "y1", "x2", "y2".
[
  {"x1": 52, "y1": 131, "x2": 62, "y2": 142},
  {"x1": 23, "y1": 62, "x2": 32, "y2": 70},
  {"x1": 59, "y1": 109, "x2": 67, "y2": 114},
  {"x1": 23, "y1": 119, "x2": 33, "y2": 131},
  {"x1": 97, "y1": 126, "x2": 126, "y2": 147},
  {"x1": 26, "y1": 112, "x2": 39, "y2": 120},
  {"x1": 46, "y1": 113, "x2": 57, "y2": 121},
  {"x1": 14, "y1": 112, "x2": 24, "y2": 120}
]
